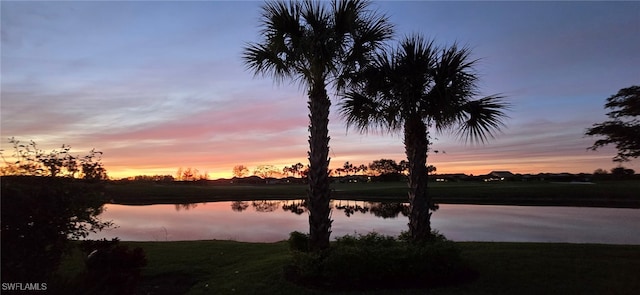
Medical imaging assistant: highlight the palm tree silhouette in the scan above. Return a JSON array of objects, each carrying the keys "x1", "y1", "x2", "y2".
[
  {"x1": 243, "y1": 0, "x2": 392, "y2": 250},
  {"x1": 340, "y1": 35, "x2": 508, "y2": 242}
]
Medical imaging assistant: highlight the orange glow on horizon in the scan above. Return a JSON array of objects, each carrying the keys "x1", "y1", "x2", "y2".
[
  {"x1": 2, "y1": 143, "x2": 630, "y2": 180},
  {"x1": 4, "y1": 144, "x2": 627, "y2": 180},
  {"x1": 103, "y1": 157, "x2": 619, "y2": 180}
]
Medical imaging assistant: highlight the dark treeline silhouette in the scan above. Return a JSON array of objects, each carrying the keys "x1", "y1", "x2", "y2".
[
  {"x1": 116, "y1": 164, "x2": 638, "y2": 186},
  {"x1": 131, "y1": 174, "x2": 175, "y2": 182},
  {"x1": 175, "y1": 167, "x2": 209, "y2": 181}
]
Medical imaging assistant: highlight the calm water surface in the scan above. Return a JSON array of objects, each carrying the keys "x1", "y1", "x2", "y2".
[{"x1": 89, "y1": 200, "x2": 640, "y2": 244}]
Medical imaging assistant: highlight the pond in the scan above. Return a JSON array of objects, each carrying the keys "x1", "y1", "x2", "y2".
[{"x1": 89, "y1": 200, "x2": 640, "y2": 244}]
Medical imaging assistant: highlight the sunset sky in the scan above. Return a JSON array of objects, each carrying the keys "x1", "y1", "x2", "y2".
[{"x1": 2, "y1": 1, "x2": 639, "y2": 179}]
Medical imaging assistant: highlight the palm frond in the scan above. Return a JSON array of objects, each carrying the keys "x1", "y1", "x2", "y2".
[
  {"x1": 339, "y1": 91, "x2": 397, "y2": 133},
  {"x1": 243, "y1": 1, "x2": 304, "y2": 83},
  {"x1": 244, "y1": 0, "x2": 393, "y2": 92},
  {"x1": 455, "y1": 95, "x2": 510, "y2": 144},
  {"x1": 262, "y1": 1, "x2": 301, "y2": 37},
  {"x1": 242, "y1": 43, "x2": 292, "y2": 83},
  {"x1": 395, "y1": 35, "x2": 438, "y2": 115},
  {"x1": 333, "y1": 0, "x2": 393, "y2": 90},
  {"x1": 427, "y1": 42, "x2": 479, "y2": 131},
  {"x1": 339, "y1": 91, "x2": 377, "y2": 132}
]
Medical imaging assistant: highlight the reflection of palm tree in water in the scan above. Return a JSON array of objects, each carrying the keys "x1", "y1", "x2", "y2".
[
  {"x1": 335, "y1": 200, "x2": 370, "y2": 217},
  {"x1": 174, "y1": 203, "x2": 198, "y2": 211},
  {"x1": 282, "y1": 200, "x2": 308, "y2": 215},
  {"x1": 368, "y1": 202, "x2": 411, "y2": 219},
  {"x1": 230, "y1": 201, "x2": 249, "y2": 212},
  {"x1": 252, "y1": 200, "x2": 281, "y2": 212},
  {"x1": 229, "y1": 199, "x2": 415, "y2": 219}
]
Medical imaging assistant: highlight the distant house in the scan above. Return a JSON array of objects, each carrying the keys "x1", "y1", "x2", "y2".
[
  {"x1": 484, "y1": 171, "x2": 515, "y2": 181},
  {"x1": 430, "y1": 173, "x2": 469, "y2": 182}
]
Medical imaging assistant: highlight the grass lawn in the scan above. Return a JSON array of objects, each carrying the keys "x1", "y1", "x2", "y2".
[
  {"x1": 57, "y1": 240, "x2": 640, "y2": 295},
  {"x1": 105, "y1": 180, "x2": 640, "y2": 208}
]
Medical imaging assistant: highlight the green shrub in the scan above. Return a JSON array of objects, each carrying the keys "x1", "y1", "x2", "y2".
[
  {"x1": 51, "y1": 239, "x2": 147, "y2": 295},
  {"x1": 1, "y1": 176, "x2": 111, "y2": 282},
  {"x1": 81, "y1": 239, "x2": 147, "y2": 295},
  {"x1": 285, "y1": 232, "x2": 476, "y2": 291},
  {"x1": 398, "y1": 229, "x2": 447, "y2": 243},
  {"x1": 288, "y1": 231, "x2": 310, "y2": 252}
]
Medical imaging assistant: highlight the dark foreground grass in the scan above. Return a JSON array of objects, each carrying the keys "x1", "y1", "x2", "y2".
[
  {"x1": 106, "y1": 180, "x2": 640, "y2": 208},
  {"x1": 57, "y1": 240, "x2": 640, "y2": 295}
]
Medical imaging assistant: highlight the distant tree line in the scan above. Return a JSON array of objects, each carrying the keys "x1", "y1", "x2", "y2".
[
  {"x1": 232, "y1": 163, "x2": 306, "y2": 179},
  {"x1": 229, "y1": 159, "x2": 437, "y2": 180},
  {"x1": 117, "y1": 162, "x2": 635, "y2": 184},
  {"x1": 592, "y1": 166, "x2": 636, "y2": 180},
  {"x1": 175, "y1": 167, "x2": 209, "y2": 181},
  {"x1": 129, "y1": 174, "x2": 176, "y2": 182}
]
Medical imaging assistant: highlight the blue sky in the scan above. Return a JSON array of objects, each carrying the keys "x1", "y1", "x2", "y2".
[{"x1": 1, "y1": 1, "x2": 639, "y2": 178}]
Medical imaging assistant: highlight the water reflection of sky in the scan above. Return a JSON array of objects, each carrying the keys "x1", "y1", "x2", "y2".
[{"x1": 89, "y1": 201, "x2": 640, "y2": 245}]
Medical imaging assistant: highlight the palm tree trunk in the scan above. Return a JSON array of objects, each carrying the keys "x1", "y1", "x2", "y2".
[
  {"x1": 404, "y1": 117, "x2": 431, "y2": 242},
  {"x1": 307, "y1": 83, "x2": 332, "y2": 251}
]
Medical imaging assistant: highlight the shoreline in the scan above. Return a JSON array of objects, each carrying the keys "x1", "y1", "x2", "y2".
[{"x1": 104, "y1": 181, "x2": 640, "y2": 208}]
